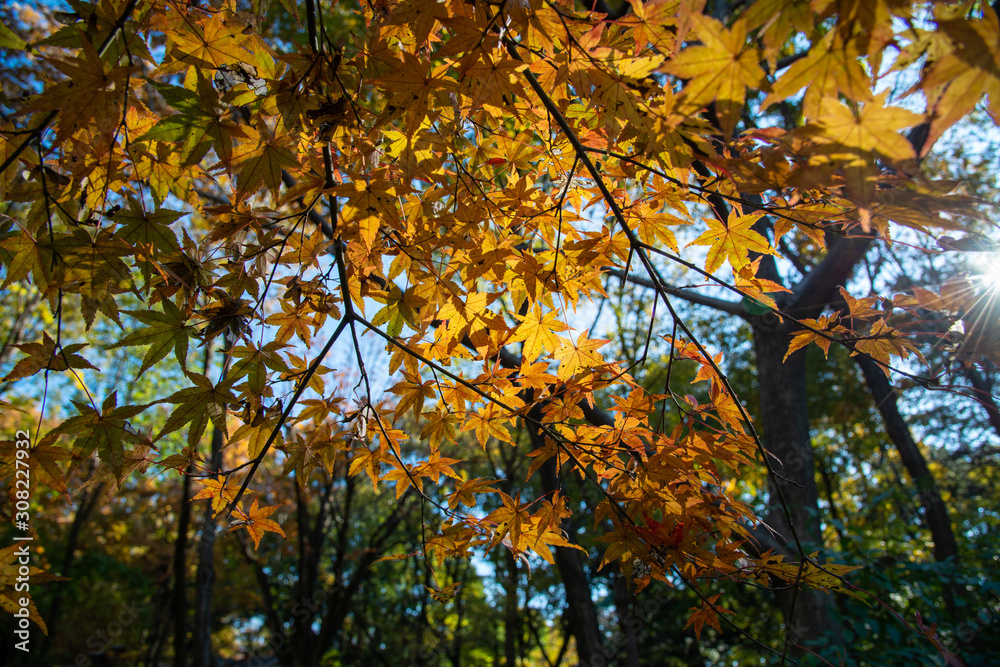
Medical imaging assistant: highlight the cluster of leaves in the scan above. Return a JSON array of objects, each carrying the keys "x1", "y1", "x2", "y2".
[{"x1": 0, "y1": 0, "x2": 997, "y2": 654}]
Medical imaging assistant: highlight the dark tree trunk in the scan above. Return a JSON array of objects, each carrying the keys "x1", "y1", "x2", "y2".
[
  {"x1": 504, "y1": 549, "x2": 519, "y2": 667},
  {"x1": 537, "y1": 458, "x2": 603, "y2": 665},
  {"x1": 43, "y1": 470, "x2": 103, "y2": 658},
  {"x1": 754, "y1": 318, "x2": 844, "y2": 653},
  {"x1": 173, "y1": 463, "x2": 193, "y2": 667},
  {"x1": 964, "y1": 365, "x2": 1000, "y2": 440},
  {"x1": 193, "y1": 425, "x2": 223, "y2": 667},
  {"x1": 613, "y1": 575, "x2": 641, "y2": 667},
  {"x1": 856, "y1": 355, "x2": 959, "y2": 569}
]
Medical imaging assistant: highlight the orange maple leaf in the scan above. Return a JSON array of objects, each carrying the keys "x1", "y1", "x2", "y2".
[{"x1": 232, "y1": 498, "x2": 286, "y2": 550}]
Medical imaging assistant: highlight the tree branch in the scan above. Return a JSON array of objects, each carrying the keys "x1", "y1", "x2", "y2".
[{"x1": 604, "y1": 267, "x2": 747, "y2": 317}]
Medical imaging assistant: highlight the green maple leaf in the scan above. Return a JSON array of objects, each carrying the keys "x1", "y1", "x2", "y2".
[
  {"x1": 51, "y1": 392, "x2": 148, "y2": 482},
  {"x1": 144, "y1": 82, "x2": 247, "y2": 169},
  {"x1": 158, "y1": 372, "x2": 235, "y2": 446},
  {"x1": 234, "y1": 127, "x2": 297, "y2": 197},
  {"x1": 1, "y1": 230, "x2": 52, "y2": 291},
  {"x1": 114, "y1": 196, "x2": 183, "y2": 255},
  {"x1": 108, "y1": 299, "x2": 191, "y2": 379},
  {"x1": 230, "y1": 342, "x2": 289, "y2": 396}
]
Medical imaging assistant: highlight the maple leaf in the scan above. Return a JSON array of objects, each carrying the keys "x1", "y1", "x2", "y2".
[
  {"x1": 231, "y1": 498, "x2": 286, "y2": 550},
  {"x1": 425, "y1": 582, "x2": 461, "y2": 604},
  {"x1": 448, "y1": 477, "x2": 499, "y2": 510},
  {"x1": 0, "y1": 229, "x2": 48, "y2": 290},
  {"x1": 231, "y1": 407, "x2": 284, "y2": 460},
  {"x1": 621, "y1": 0, "x2": 682, "y2": 51},
  {"x1": 113, "y1": 196, "x2": 183, "y2": 255},
  {"x1": 348, "y1": 446, "x2": 384, "y2": 490},
  {"x1": 419, "y1": 409, "x2": 459, "y2": 452},
  {"x1": 21, "y1": 40, "x2": 135, "y2": 140},
  {"x1": 852, "y1": 319, "x2": 922, "y2": 371},
  {"x1": 233, "y1": 126, "x2": 298, "y2": 198},
  {"x1": 417, "y1": 451, "x2": 462, "y2": 483},
  {"x1": 108, "y1": 299, "x2": 191, "y2": 378},
  {"x1": 485, "y1": 492, "x2": 530, "y2": 554},
  {"x1": 0, "y1": 433, "x2": 72, "y2": 495},
  {"x1": 230, "y1": 342, "x2": 290, "y2": 397},
  {"x1": 784, "y1": 315, "x2": 842, "y2": 361},
  {"x1": 661, "y1": 16, "x2": 767, "y2": 136},
  {"x1": 509, "y1": 305, "x2": 568, "y2": 362},
  {"x1": 371, "y1": 284, "x2": 419, "y2": 338},
  {"x1": 141, "y1": 82, "x2": 246, "y2": 169},
  {"x1": 812, "y1": 91, "x2": 922, "y2": 163},
  {"x1": 464, "y1": 403, "x2": 515, "y2": 448},
  {"x1": 390, "y1": 373, "x2": 437, "y2": 421},
  {"x1": 763, "y1": 32, "x2": 871, "y2": 119},
  {"x1": 921, "y1": 13, "x2": 1000, "y2": 151},
  {"x1": 690, "y1": 208, "x2": 776, "y2": 274},
  {"x1": 168, "y1": 12, "x2": 257, "y2": 69},
  {"x1": 50, "y1": 392, "x2": 148, "y2": 482},
  {"x1": 553, "y1": 332, "x2": 608, "y2": 381},
  {"x1": 684, "y1": 594, "x2": 732, "y2": 640},
  {"x1": 338, "y1": 181, "x2": 397, "y2": 250},
  {"x1": 0, "y1": 544, "x2": 65, "y2": 634},
  {"x1": 383, "y1": 461, "x2": 422, "y2": 499},
  {"x1": 158, "y1": 372, "x2": 236, "y2": 446},
  {"x1": 56, "y1": 228, "x2": 134, "y2": 306},
  {"x1": 192, "y1": 475, "x2": 250, "y2": 517},
  {"x1": 1, "y1": 332, "x2": 98, "y2": 382}
]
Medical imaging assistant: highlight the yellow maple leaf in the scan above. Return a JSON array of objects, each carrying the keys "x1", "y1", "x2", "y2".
[
  {"x1": 812, "y1": 91, "x2": 922, "y2": 162},
  {"x1": 192, "y1": 475, "x2": 252, "y2": 517},
  {"x1": 510, "y1": 305, "x2": 568, "y2": 361},
  {"x1": 690, "y1": 209, "x2": 776, "y2": 274},
  {"x1": 763, "y1": 32, "x2": 871, "y2": 118},
  {"x1": 169, "y1": 13, "x2": 254, "y2": 69},
  {"x1": 921, "y1": 12, "x2": 1000, "y2": 151},
  {"x1": 661, "y1": 16, "x2": 767, "y2": 136},
  {"x1": 554, "y1": 332, "x2": 608, "y2": 380},
  {"x1": 0, "y1": 544, "x2": 65, "y2": 634},
  {"x1": 22, "y1": 40, "x2": 135, "y2": 140}
]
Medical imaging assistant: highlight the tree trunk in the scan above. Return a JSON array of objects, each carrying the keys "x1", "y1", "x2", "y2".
[
  {"x1": 856, "y1": 355, "x2": 959, "y2": 563},
  {"x1": 504, "y1": 549, "x2": 519, "y2": 667},
  {"x1": 964, "y1": 365, "x2": 1000, "y2": 440},
  {"x1": 754, "y1": 318, "x2": 844, "y2": 654},
  {"x1": 193, "y1": 425, "x2": 223, "y2": 667},
  {"x1": 173, "y1": 463, "x2": 193, "y2": 667},
  {"x1": 537, "y1": 458, "x2": 603, "y2": 666},
  {"x1": 613, "y1": 575, "x2": 640, "y2": 667},
  {"x1": 42, "y1": 470, "x2": 103, "y2": 658}
]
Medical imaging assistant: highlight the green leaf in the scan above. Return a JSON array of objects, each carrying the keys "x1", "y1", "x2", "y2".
[
  {"x1": 141, "y1": 114, "x2": 214, "y2": 167},
  {"x1": 51, "y1": 392, "x2": 148, "y2": 483},
  {"x1": 158, "y1": 372, "x2": 235, "y2": 446},
  {"x1": 108, "y1": 300, "x2": 190, "y2": 378},
  {"x1": 0, "y1": 20, "x2": 27, "y2": 51},
  {"x1": 114, "y1": 196, "x2": 183, "y2": 254}
]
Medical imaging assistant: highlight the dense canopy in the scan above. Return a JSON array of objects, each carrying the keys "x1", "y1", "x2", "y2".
[{"x1": 1, "y1": 0, "x2": 999, "y2": 664}]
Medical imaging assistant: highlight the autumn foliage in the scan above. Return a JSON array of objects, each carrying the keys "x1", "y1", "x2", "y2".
[{"x1": 1, "y1": 0, "x2": 998, "y2": 661}]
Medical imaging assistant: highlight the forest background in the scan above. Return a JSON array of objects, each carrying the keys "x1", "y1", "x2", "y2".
[{"x1": 0, "y1": 0, "x2": 999, "y2": 665}]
